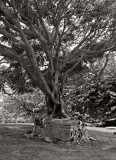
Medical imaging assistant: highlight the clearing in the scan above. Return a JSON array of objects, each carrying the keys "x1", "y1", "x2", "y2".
[{"x1": 0, "y1": 123, "x2": 116, "y2": 160}]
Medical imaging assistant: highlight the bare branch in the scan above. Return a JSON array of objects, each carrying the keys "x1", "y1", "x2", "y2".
[
  {"x1": 0, "y1": 27, "x2": 21, "y2": 44},
  {"x1": 84, "y1": 46, "x2": 116, "y2": 55},
  {"x1": 0, "y1": 17, "x2": 17, "y2": 32},
  {"x1": 97, "y1": 53, "x2": 110, "y2": 79},
  {"x1": 0, "y1": 44, "x2": 52, "y2": 97},
  {"x1": 15, "y1": 19, "x2": 52, "y2": 96},
  {"x1": 34, "y1": 1, "x2": 51, "y2": 43},
  {"x1": 75, "y1": 30, "x2": 94, "y2": 50},
  {"x1": 64, "y1": 53, "x2": 86, "y2": 76},
  {"x1": 68, "y1": 43, "x2": 116, "y2": 65},
  {"x1": 0, "y1": 44, "x2": 21, "y2": 61},
  {"x1": 0, "y1": 57, "x2": 5, "y2": 62},
  {"x1": 29, "y1": 24, "x2": 48, "y2": 44},
  {"x1": 0, "y1": 0, "x2": 15, "y2": 22}
]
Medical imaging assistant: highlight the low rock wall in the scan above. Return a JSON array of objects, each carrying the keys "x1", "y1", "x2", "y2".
[{"x1": 37, "y1": 117, "x2": 80, "y2": 140}]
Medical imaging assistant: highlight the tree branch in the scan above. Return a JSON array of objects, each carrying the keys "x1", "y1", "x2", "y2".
[
  {"x1": 29, "y1": 24, "x2": 48, "y2": 44},
  {"x1": 0, "y1": 0, "x2": 15, "y2": 23},
  {"x1": 34, "y1": 0, "x2": 51, "y2": 43},
  {"x1": 0, "y1": 1, "x2": 52, "y2": 97},
  {"x1": 0, "y1": 17, "x2": 17, "y2": 32},
  {"x1": 15, "y1": 19, "x2": 52, "y2": 96},
  {"x1": 64, "y1": 53, "x2": 86, "y2": 76},
  {"x1": 67, "y1": 43, "x2": 116, "y2": 65},
  {"x1": 97, "y1": 53, "x2": 110, "y2": 80},
  {"x1": 0, "y1": 57, "x2": 5, "y2": 62},
  {"x1": 0, "y1": 27, "x2": 23, "y2": 45},
  {"x1": 0, "y1": 44, "x2": 21, "y2": 61},
  {"x1": 75, "y1": 29, "x2": 94, "y2": 50},
  {"x1": 0, "y1": 44, "x2": 51, "y2": 97}
]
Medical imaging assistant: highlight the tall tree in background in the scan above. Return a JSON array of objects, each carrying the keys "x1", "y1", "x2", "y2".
[{"x1": 0, "y1": 0, "x2": 116, "y2": 118}]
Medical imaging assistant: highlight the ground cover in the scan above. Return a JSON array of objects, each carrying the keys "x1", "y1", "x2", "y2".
[{"x1": 0, "y1": 124, "x2": 116, "y2": 160}]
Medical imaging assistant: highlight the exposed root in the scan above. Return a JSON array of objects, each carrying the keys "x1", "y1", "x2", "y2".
[
  {"x1": 24, "y1": 132, "x2": 38, "y2": 139},
  {"x1": 89, "y1": 137, "x2": 96, "y2": 141}
]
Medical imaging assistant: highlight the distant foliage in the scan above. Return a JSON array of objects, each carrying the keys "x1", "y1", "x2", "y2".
[
  {"x1": 1, "y1": 78, "x2": 116, "y2": 123},
  {"x1": 71, "y1": 78, "x2": 116, "y2": 121},
  {"x1": 0, "y1": 89, "x2": 45, "y2": 123}
]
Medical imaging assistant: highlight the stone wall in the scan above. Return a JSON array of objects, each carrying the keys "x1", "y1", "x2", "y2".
[{"x1": 37, "y1": 117, "x2": 80, "y2": 140}]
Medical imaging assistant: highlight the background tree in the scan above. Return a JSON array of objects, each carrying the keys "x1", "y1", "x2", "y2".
[
  {"x1": 68, "y1": 53, "x2": 116, "y2": 122},
  {"x1": 0, "y1": 0, "x2": 116, "y2": 118}
]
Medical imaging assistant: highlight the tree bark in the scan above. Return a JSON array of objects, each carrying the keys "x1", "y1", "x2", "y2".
[
  {"x1": 45, "y1": 96, "x2": 69, "y2": 118},
  {"x1": 45, "y1": 71, "x2": 69, "y2": 118}
]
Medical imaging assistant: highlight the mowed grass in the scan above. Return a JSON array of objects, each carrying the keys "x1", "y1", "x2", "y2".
[{"x1": 0, "y1": 124, "x2": 116, "y2": 160}]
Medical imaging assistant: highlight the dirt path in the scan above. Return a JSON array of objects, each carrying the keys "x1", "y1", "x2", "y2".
[{"x1": 87, "y1": 126, "x2": 116, "y2": 133}]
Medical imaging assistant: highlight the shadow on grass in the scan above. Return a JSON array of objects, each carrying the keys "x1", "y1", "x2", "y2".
[{"x1": 0, "y1": 123, "x2": 116, "y2": 160}]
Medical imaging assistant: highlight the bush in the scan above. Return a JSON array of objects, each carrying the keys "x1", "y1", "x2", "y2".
[{"x1": 0, "y1": 89, "x2": 45, "y2": 123}]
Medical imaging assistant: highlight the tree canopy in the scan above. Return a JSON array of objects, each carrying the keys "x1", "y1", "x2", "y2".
[{"x1": 0, "y1": 0, "x2": 116, "y2": 117}]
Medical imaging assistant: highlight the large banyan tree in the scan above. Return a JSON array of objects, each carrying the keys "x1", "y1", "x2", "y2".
[{"x1": 0, "y1": 0, "x2": 116, "y2": 118}]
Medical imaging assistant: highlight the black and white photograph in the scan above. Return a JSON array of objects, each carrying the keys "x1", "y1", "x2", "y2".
[{"x1": 0, "y1": 0, "x2": 116, "y2": 159}]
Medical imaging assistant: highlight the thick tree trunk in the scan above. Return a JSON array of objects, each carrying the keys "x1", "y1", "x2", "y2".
[
  {"x1": 45, "y1": 96, "x2": 69, "y2": 118},
  {"x1": 43, "y1": 66, "x2": 69, "y2": 118}
]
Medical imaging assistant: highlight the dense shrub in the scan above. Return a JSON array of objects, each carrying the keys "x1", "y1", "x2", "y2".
[{"x1": 0, "y1": 89, "x2": 44, "y2": 123}]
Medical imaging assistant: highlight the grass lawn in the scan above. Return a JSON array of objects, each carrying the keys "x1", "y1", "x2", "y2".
[{"x1": 0, "y1": 124, "x2": 116, "y2": 160}]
